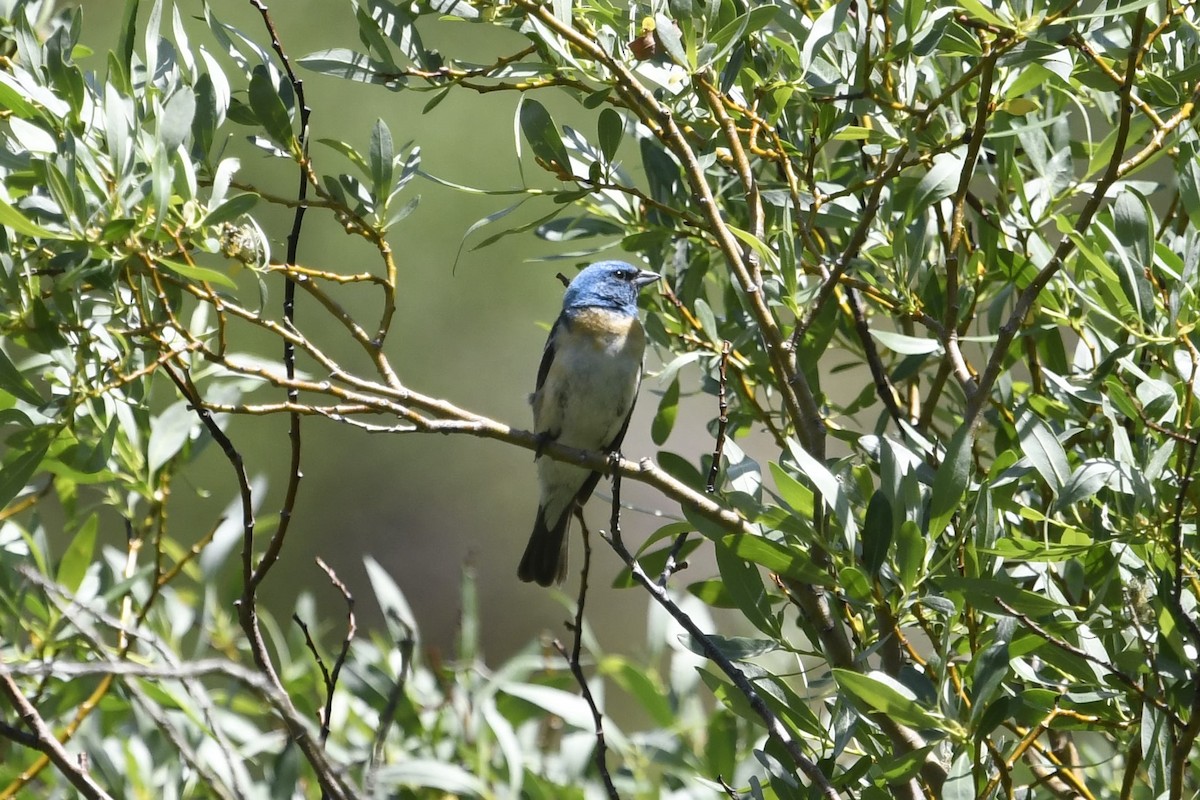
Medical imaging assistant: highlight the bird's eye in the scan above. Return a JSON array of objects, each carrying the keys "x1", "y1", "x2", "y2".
[{"x1": 614, "y1": 269, "x2": 630, "y2": 280}]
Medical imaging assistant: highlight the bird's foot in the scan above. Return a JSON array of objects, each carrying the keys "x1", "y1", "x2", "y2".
[{"x1": 534, "y1": 431, "x2": 555, "y2": 459}]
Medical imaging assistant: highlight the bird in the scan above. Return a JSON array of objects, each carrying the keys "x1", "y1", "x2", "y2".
[{"x1": 518, "y1": 260, "x2": 661, "y2": 586}]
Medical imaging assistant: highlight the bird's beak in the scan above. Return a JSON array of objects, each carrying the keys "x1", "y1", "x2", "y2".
[{"x1": 634, "y1": 270, "x2": 662, "y2": 288}]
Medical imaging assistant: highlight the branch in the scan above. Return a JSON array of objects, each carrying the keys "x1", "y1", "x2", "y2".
[
  {"x1": 0, "y1": 673, "x2": 114, "y2": 800},
  {"x1": 603, "y1": 473, "x2": 841, "y2": 800}
]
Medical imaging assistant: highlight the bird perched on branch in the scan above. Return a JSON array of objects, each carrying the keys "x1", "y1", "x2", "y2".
[{"x1": 519, "y1": 260, "x2": 661, "y2": 586}]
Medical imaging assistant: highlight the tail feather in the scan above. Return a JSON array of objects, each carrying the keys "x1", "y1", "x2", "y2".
[{"x1": 518, "y1": 506, "x2": 571, "y2": 586}]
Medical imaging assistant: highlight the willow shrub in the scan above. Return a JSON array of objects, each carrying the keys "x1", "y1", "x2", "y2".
[{"x1": 1, "y1": 0, "x2": 1199, "y2": 797}]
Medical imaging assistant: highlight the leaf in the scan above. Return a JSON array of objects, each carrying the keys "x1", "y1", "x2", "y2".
[
  {"x1": 611, "y1": 530, "x2": 700, "y2": 588},
  {"x1": 156, "y1": 257, "x2": 238, "y2": 290},
  {"x1": 768, "y1": 460, "x2": 813, "y2": 516},
  {"x1": 0, "y1": 347, "x2": 43, "y2": 406},
  {"x1": 203, "y1": 192, "x2": 259, "y2": 227},
  {"x1": 158, "y1": 86, "x2": 195, "y2": 151},
  {"x1": 970, "y1": 617, "x2": 1014, "y2": 715},
  {"x1": 364, "y1": 555, "x2": 420, "y2": 647},
  {"x1": 801, "y1": 2, "x2": 848, "y2": 72},
  {"x1": 927, "y1": 423, "x2": 972, "y2": 537},
  {"x1": 869, "y1": 329, "x2": 944, "y2": 355},
  {"x1": 720, "y1": 532, "x2": 834, "y2": 586},
  {"x1": 651, "y1": 376, "x2": 679, "y2": 445},
  {"x1": 600, "y1": 656, "x2": 672, "y2": 727},
  {"x1": 910, "y1": 150, "x2": 964, "y2": 213},
  {"x1": 726, "y1": 225, "x2": 780, "y2": 272},
  {"x1": 0, "y1": 195, "x2": 64, "y2": 240},
  {"x1": 597, "y1": 107, "x2": 623, "y2": 162},
  {"x1": 57, "y1": 513, "x2": 98, "y2": 593},
  {"x1": 372, "y1": 760, "x2": 488, "y2": 795},
  {"x1": 861, "y1": 490, "x2": 893, "y2": 576},
  {"x1": 937, "y1": 575, "x2": 1065, "y2": 617},
  {"x1": 833, "y1": 669, "x2": 946, "y2": 730},
  {"x1": 148, "y1": 400, "x2": 196, "y2": 475},
  {"x1": 369, "y1": 118, "x2": 394, "y2": 197},
  {"x1": 724, "y1": 440, "x2": 761, "y2": 497},
  {"x1": 681, "y1": 634, "x2": 778, "y2": 661},
  {"x1": 714, "y1": 539, "x2": 778, "y2": 635},
  {"x1": 1057, "y1": 458, "x2": 1136, "y2": 507},
  {"x1": 502, "y1": 683, "x2": 592, "y2": 728},
  {"x1": 653, "y1": 13, "x2": 688, "y2": 66},
  {"x1": 957, "y1": 0, "x2": 1009, "y2": 29},
  {"x1": 1016, "y1": 408, "x2": 1069, "y2": 495},
  {"x1": 248, "y1": 65, "x2": 295, "y2": 152},
  {"x1": 519, "y1": 98, "x2": 571, "y2": 177},
  {"x1": 0, "y1": 440, "x2": 49, "y2": 510},
  {"x1": 298, "y1": 48, "x2": 403, "y2": 87},
  {"x1": 782, "y1": 443, "x2": 858, "y2": 541},
  {"x1": 894, "y1": 519, "x2": 926, "y2": 592}
]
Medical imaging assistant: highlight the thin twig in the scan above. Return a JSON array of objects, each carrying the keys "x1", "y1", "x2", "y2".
[
  {"x1": 316, "y1": 558, "x2": 357, "y2": 746},
  {"x1": 706, "y1": 341, "x2": 732, "y2": 493},
  {"x1": 552, "y1": 510, "x2": 619, "y2": 800},
  {"x1": 656, "y1": 533, "x2": 692, "y2": 586}
]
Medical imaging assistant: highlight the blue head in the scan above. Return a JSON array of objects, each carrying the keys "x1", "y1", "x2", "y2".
[{"x1": 562, "y1": 260, "x2": 660, "y2": 316}]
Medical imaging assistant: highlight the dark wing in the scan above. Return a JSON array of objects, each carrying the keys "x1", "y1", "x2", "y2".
[{"x1": 534, "y1": 315, "x2": 564, "y2": 393}]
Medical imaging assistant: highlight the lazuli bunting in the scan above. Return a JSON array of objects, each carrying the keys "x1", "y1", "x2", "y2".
[{"x1": 518, "y1": 260, "x2": 661, "y2": 586}]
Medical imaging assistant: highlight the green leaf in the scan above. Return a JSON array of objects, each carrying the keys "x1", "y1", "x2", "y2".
[
  {"x1": 833, "y1": 669, "x2": 946, "y2": 730},
  {"x1": 203, "y1": 192, "x2": 259, "y2": 227},
  {"x1": 651, "y1": 376, "x2": 679, "y2": 445},
  {"x1": 158, "y1": 86, "x2": 195, "y2": 151},
  {"x1": 519, "y1": 98, "x2": 571, "y2": 177},
  {"x1": 369, "y1": 118, "x2": 394, "y2": 197},
  {"x1": 0, "y1": 348, "x2": 43, "y2": 406},
  {"x1": 0, "y1": 74, "x2": 38, "y2": 118},
  {"x1": 148, "y1": 401, "x2": 196, "y2": 475},
  {"x1": 1016, "y1": 408, "x2": 1069, "y2": 494},
  {"x1": 248, "y1": 65, "x2": 295, "y2": 153},
  {"x1": 894, "y1": 519, "x2": 926, "y2": 592},
  {"x1": 726, "y1": 225, "x2": 780, "y2": 272},
  {"x1": 0, "y1": 440, "x2": 49, "y2": 510},
  {"x1": 861, "y1": 490, "x2": 893, "y2": 576},
  {"x1": 0, "y1": 196, "x2": 65, "y2": 240},
  {"x1": 869, "y1": 329, "x2": 943, "y2": 355},
  {"x1": 597, "y1": 107, "x2": 623, "y2": 163},
  {"x1": 372, "y1": 760, "x2": 488, "y2": 796},
  {"x1": 957, "y1": 0, "x2": 1009, "y2": 29},
  {"x1": 682, "y1": 634, "x2": 778, "y2": 661},
  {"x1": 970, "y1": 617, "x2": 1013, "y2": 715},
  {"x1": 156, "y1": 257, "x2": 238, "y2": 290},
  {"x1": 57, "y1": 513, "x2": 98, "y2": 593},
  {"x1": 653, "y1": 13, "x2": 688, "y2": 67},
  {"x1": 785, "y1": 439, "x2": 853, "y2": 535},
  {"x1": 720, "y1": 532, "x2": 834, "y2": 586},
  {"x1": 910, "y1": 151, "x2": 964, "y2": 213},
  {"x1": 927, "y1": 423, "x2": 972, "y2": 537},
  {"x1": 298, "y1": 48, "x2": 403, "y2": 87},
  {"x1": 364, "y1": 555, "x2": 420, "y2": 647},
  {"x1": 611, "y1": 532, "x2": 700, "y2": 588},
  {"x1": 714, "y1": 537, "x2": 778, "y2": 635},
  {"x1": 937, "y1": 575, "x2": 1065, "y2": 617},
  {"x1": 600, "y1": 656, "x2": 672, "y2": 727},
  {"x1": 768, "y1": 460, "x2": 814, "y2": 516}
]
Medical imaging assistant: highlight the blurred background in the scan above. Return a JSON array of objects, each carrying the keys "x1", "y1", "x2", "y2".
[{"x1": 68, "y1": 0, "x2": 717, "y2": 663}]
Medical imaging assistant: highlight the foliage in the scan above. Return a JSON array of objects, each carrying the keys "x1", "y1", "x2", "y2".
[{"x1": 1, "y1": 0, "x2": 1199, "y2": 797}]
